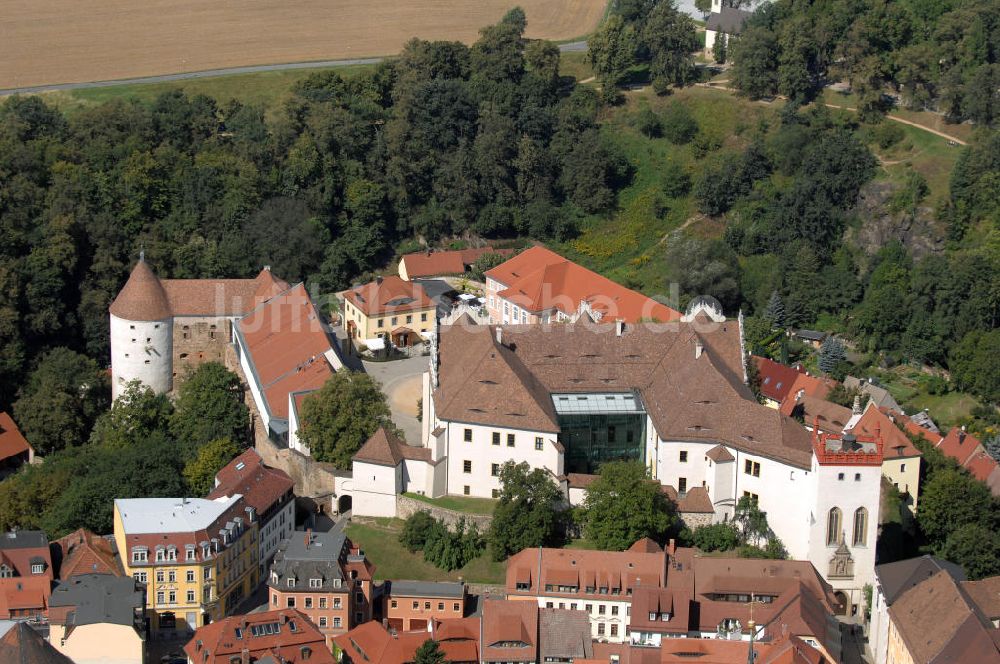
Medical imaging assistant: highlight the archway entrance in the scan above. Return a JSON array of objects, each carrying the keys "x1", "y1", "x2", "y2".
[
  {"x1": 337, "y1": 494, "x2": 353, "y2": 514},
  {"x1": 834, "y1": 591, "x2": 849, "y2": 615}
]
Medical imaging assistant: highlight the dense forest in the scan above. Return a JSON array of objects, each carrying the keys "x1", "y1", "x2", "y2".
[
  {"x1": 729, "y1": 0, "x2": 1000, "y2": 124},
  {"x1": 0, "y1": 8, "x2": 628, "y2": 408}
]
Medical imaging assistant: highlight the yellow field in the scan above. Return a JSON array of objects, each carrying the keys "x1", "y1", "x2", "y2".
[{"x1": 0, "y1": 0, "x2": 605, "y2": 89}]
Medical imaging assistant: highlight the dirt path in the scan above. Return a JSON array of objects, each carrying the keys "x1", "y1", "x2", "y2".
[{"x1": 692, "y1": 82, "x2": 968, "y2": 146}]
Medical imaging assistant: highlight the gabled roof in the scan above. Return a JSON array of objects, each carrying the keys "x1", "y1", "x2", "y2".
[
  {"x1": 185, "y1": 609, "x2": 333, "y2": 664},
  {"x1": 0, "y1": 622, "x2": 74, "y2": 664},
  {"x1": 236, "y1": 283, "x2": 338, "y2": 421},
  {"x1": 778, "y1": 374, "x2": 838, "y2": 414},
  {"x1": 628, "y1": 537, "x2": 663, "y2": 554},
  {"x1": 754, "y1": 357, "x2": 803, "y2": 404},
  {"x1": 937, "y1": 427, "x2": 985, "y2": 467},
  {"x1": 538, "y1": 608, "x2": 592, "y2": 661},
  {"x1": 888, "y1": 569, "x2": 1000, "y2": 663},
  {"x1": 963, "y1": 577, "x2": 1000, "y2": 621},
  {"x1": 486, "y1": 246, "x2": 680, "y2": 323},
  {"x1": 54, "y1": 529, "x2": 122, "y2": 578},
  {"x1": 208, "y1": 448, "x2": 293, "y2": 516},
  {"x1": 783, "y1": 395, "x2": 853, "y2": 433},
  {"x1": 482, "y1": 599, "x2": 538, "y2": 662},
  {"x1": 436, "y1": 319, "x2": 816, "y2": 468},
  {"x1": 0, "y1": 531, "x2": 52, "y2": 579},
  {"x1": 48, "y1": 574, "x2": 143, "y2": 627},
  {"x1": 111, "y1": 260, "x2": 289, "y2": 320},
  {"x1": 0, "y1": 413, "x2": 32, "y2": 462},
  {"x1": 352, "y1": 427, "x2": 431, "y2": 467},
  {"x1": 400, "y1": 247, "x2": 514, "y2": 280},
  {"x1": 0, "y1": 576, "x2": 51, "y2": 618},
  {"x1": 847, "y1": 404, "x2": 922, "y2": 460},
  {"x1": 343, "y1": 275, "x2": 435, "y2": 317},
  {"x1": 705, "y1": 444, "x2": 735, "y2": 463},
  {"x1": 876, "y1": 555, "x2": 966, "y2": 606},
  {"x1": 705, "y1": 6, "x2": 753, "y2": 34}
]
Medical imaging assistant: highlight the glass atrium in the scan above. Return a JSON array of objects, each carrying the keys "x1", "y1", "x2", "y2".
[{"x1": 553, "y1": 392, "x2": 647, "y2": 474}]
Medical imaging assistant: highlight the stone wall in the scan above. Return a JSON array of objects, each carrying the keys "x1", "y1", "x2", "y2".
[
  {"x1": 396, "y1": 494, "x2": 493, "y2": 532},
  {"x1": 679, "y1": 512, "x2": 714, "y2": 530},
  {"x1": 172, "y1": 316, "x2": 231, "y2": 381}
]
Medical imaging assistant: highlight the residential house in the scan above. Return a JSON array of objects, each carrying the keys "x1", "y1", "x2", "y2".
[
  {"x1": 505, "y1": 540, "x2": 842, "y2": 659},
  {"x1": 754, "y1": 357, "x2": 805, "y2": 408},
  {"x1": 0, "y1": 412, "x2": 34, "y2": 478},
  {"x1": 113, "y1": 496, "x2": 258, "y2": 635},
  {"x1": 583, "y1": 635, "x2": 829, "y2": 664},
  {"x1": 235, "y1": 282, "x2": 344, "y2": 446},
  {"x1": 846, "y1": 404, "x2": 924, "y2": 511},
  {"x1": 183, "y1": 608, "x2": 334, "y2": 664},
  {"x1": 481, "y1": 599, "x2": 540, "y2": 664},
  {"x1": 384, "y1": 580, "x2": 466, "y2": 632},
  {"x1": 0, "y1": 530, "x2": 53, "y2": 620},
  {"x1": 54, "y1": 528, "x2": 123, "y2": 579},
  {"x1": 108, "y1": 256, "x2": 289, "y2": 399},
  {"x1": 884, "y1": 569, "x2": 1000, "y2": 663},
  {"x1": 0, "y1": 622, "x2": 74, "y2": 664},
  {"x1": 335, "y1": 617, "x2": 481, "y2": 664},
  {"x1": 267, "y1": 529, "x2": 374, "y2": 648},
  {"x1": 208, "y1": 448, "x2": 295, "y2": 575},
  {"x1": 704, "y1": 0, "x2": 752, "y2": 56},
  {"x1": 418, "y1": 307, "x2": 882, "y2": 610},
  {"x1": 788, "y1": 329, "x2": 828, "y2": 349},
  {"x1": 844, "y1": 377, "x2": 903, "y2": 413},
  {"x1": 342, "y1": 275, "x2": 436, "y2": 347},
  {"x1": 783, "y1": 394, "x2": 853, "y2": 435},
  {"x1": 935, "y1": 427, "x2": 1000, "y2": 496},
  {"x1": 48, "y1": 573, "x2": 146, "y2": 664},
  {"x1": 538, "y1": 608, "x2": 594, "y2": 662},
  {"x1": 349, "y1": 427, "x2": 440, "y2": 518},
  {"x1": 398, "y1": 247, "x2": 514, "y2": 281},
  {"x1": 483, "y1": 246, "x2": 680, "y2": 325},
  {"x1": 778, "y1": 373, "x2": 839, "y2": 413},
  {"x1": 869, "y1": 556, "x2": 966, "y2": 664}
]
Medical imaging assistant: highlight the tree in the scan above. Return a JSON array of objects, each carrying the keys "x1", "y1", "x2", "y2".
[
  {"x1": 763, "y1": 291, "x2": 786, "y2": 329},
  {"x1": 469, "y1": 251, "x2": 510, "y2": 281},
  {"x1": 588, "y1": 15, "x2": 638, "y2": 100},
  {"x1": 733, "y1": 495, "x2": 773, "y2": 547},
  {"x1": 89, "y1": 380, "x2": 173, "y2": 449},
  {"x1": 170, "y1": 362, "x2": 250, "y2": 454},
  {"x1": 582, "y1": 461, "x2": 675, "y2": 550},
  {"x1": 297, "y1": 372, "x2": 398, "y2": 468},
  {"x1": 415, "y1": 639, "x2": 447, "y2": 664},
  {"x1": 642, "y1": 4, "x2": 699, "y2": 93},
  {"x1": 691, "y1": 522, "x2": 740, "y2": 551},
  {"x1": 940, "y1": 523, "x2": 1000, "y2": 580},
  {"x1": 400, "y1": 511, "x2": 438, "y2": 552},
  {"x1": 662, "y1": 235, "x2": 742, "y2": 313},
  {"x1": 660, "y1": 102, "x2": 698, "y2": 145},
  {"x1": 731, "y1": 28, "x2": 780, "y2": 99},
  {"x1": 949, "y1": 330, "x2": 1000, "y2": 403},
  {"x1": 12, "y1": 348, "x2": 110, "y2": 455},
  {"x1": 488, "y1": 461, "x2": 565, "y2": 560},
  {"x1": 818, "y1": 337, "x2": 846, "y2": 375},
  {"x1": 918, "y1": 468, "x2": 996, "y2": 544},
  {"x1": 183, "y1": 438, "x2": 241, "y2": 496},
  {"x1": 712, "y1": 33, "x2": 727, "y2": 65}
]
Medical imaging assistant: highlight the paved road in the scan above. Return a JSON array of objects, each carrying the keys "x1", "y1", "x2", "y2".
[
  {"x1": 0, "y1": 42, "x2": 587, "y2": 97},
  {"x1": 363, "y1": 355, "x2": 428, "y2": 445}
]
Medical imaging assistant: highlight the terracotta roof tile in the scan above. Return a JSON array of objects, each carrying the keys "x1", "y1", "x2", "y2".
[
  {"x1": 628, "y1": 537, "x2": 663, "y2": 553},
  {"x1": 482, "y1": 599, "x2": 538, "y2": 662},
  {"x1": 937, "y1": 427, "x2": 985, "y2": 467},
  {"x1": 754, "y1": 357, "x2": 804, "y2": 404},
  {"x1": 236, "y1": 283, "x2": 337, "y2": 421},
  {"x1": 54, "y1": 529, "x2": 122, "y2": 579},
  {"x1": 963, "y1": 577, "x2": 1000, "y2": 620},
  {"x1": 184, "y1": 608, "x2": 333, "y2": 663},
  {"x1": 705, "y1": 445, "x2": 735, "y2": 463},
  {"x1": 343, "y1": 276, "x2": 435, "y2": 317},
  {"x1": 677, "y1": 486, "x2": 714, "y2": 513},
  {"x1": 111, "y1": 261, "x2": 289, "y2": 320},
  {"x1": 846, "y1": 405, "x2": 922, "y2": 459},
  {"x1": 207, "y1": 449, "x2": 293, "y2": 515},
  {"x1": 0, "y1": 412, "x2": 32, "y2": 462},
  {"x1": 486, "y1": 246, "x2": 680, "y2": 323},
  {"x1": 778, "y1": 374, "x2": 838, "y2": 415},
  {"x1": 400, "y1": 247, "x2": 514, "y2": 280}
]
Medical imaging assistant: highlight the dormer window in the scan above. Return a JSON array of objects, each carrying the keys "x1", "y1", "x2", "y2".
[
  {"x1": 30, "y1": 563, "x2": 44, "y2": 575},
  {"x1": 0, "y1": 565, "x2": 11, "y2": 579},
  {"x1": 132, "y1": 549, "x2": 148, "y2": 563},
  {"x1": 287, "y1": 578, "x2": 295, "y2": 588},
  {"x1": 309, "y1": 578, "x2": 322, "y2": 588}
]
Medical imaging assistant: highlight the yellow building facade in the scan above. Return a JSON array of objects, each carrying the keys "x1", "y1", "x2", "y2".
[
  {"x1": 342, "y1": 276, "x2": 436, "y2": 345},
  {"x1": 114, "y1": 496, "x2": 259, "y2": 635}
]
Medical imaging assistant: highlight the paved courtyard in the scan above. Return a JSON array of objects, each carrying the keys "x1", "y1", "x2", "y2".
[{"x1": 363, "y1": 354, "x2": 428, "y2": 445}]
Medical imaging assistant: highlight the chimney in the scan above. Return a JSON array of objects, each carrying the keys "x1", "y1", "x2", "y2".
[
  {"x1": 852, "y1": 394, "x2": 862, "y2": 415},
  {"x1": 304, "y1": 529, "x2": 311, "y2": 548},
  {"x1": 695, "y1": 340, "x2": 704, "y2": 359},
  {"x1": 376, "y1": 275, "x2": 383, "y2": 285},
  {"x1": 797, "y1": 388, "x2": 805, "y2": 400},
  {"x1": 959, "y1": 425, "x2": 966, "y2": 444},
  {"x1": 264, "y1": 265, "x2": 271, "y2": 272},
  {"x1": 495, "y1": 326, "x2": 502, "y2": 345},
  {"x1": 616, "y1": 320, "x2": 625, "y2": 337},
  {"x1": 667, "y1": 539, "x2": 676, "y2": 556}
]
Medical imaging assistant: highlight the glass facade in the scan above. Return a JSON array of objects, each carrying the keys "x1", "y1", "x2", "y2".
[{"x1": 553, "y1": 392, "x2": 646, "y2": 474}]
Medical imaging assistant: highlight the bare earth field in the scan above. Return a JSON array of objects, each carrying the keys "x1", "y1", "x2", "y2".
[{"x1": 0, "y1": 0, "x2": 606, "y2": 89}]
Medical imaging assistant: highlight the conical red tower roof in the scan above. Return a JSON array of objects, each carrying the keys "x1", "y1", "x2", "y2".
[{"x1": 109, "y1": 257, "x2": 172, "y2": 321}]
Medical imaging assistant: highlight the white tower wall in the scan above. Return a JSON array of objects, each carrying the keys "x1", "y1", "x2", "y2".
[{"x1": 110, "y1": 313, "x2": 174, "y2": 399}]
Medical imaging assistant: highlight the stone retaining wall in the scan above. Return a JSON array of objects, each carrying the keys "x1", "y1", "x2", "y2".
[
  {"x1": 679, "y1": 512, "x2": 714, "y2": 530},
  {"x1": 396, "y1": 494, "x2": 494, "y2": 531}
]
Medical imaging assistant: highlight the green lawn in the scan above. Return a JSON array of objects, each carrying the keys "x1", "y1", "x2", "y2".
[
  {"x1": 345, "y1": 519, "x2": 506, "y2": 584},
  {"x1": 40, "y1": 64, "x2": 376, "y2": 117},
  {"x1": 868, "y1": 367, "x2": 981, "y2": 429},
  {"x1": 403, "y1": 492, "x2": 496, "y2": 515},
  {"x1": 559, "y1": 51, "x2": 594, "y2": 82}
]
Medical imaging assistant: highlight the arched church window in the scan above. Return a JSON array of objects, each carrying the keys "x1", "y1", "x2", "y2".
[{"x1": 827, "y1": 507, "x2": 842, "y2": 546}]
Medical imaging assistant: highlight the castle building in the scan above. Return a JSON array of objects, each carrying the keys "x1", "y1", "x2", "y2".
[
  {"x1": 344, "y1": 302, "x2": 882, "y2": 616},
  {"x1": 108, "y1": 256, "x2": 289, "y2": 399}
]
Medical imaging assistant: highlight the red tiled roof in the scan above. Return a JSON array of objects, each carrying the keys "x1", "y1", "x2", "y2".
[
  {"x1": 0, "y1": 532, "x2": 53, "y2": 580},
  {"x1": 184, "y1": 609, "x2": 333, "y2": 664},
  {"x1": 118, "y1": 495, "x2": 251, "y2": 554},
  {"x1": 207, "y1": 448, "x2": 293, "y2": 516},
  {"x1": 111, "y1": 261, "x2": 289, "y2": 320},
  {"x1": 754, "y1": 357, "x2": 804, "y2": 404},
  {"x1": 54, "y1": 529, "x2": 122, "y2": 579},
  {"x1": 334, "y1": 619, "x2": 478, "y2": 664},
  {"x1": 400, "y1": 247, "x2": 515, "y2": 280},
  {"x1": 0, "y1": 576, "x2": 51, "y2": 619},
  {"x1": 343, "y1": 276, "x2": 435, "y2": 317},
  {"x1": 847, "y1": 405, "x2": 922, "y2": 459},
  {"x1": 237, "y1": 283, "x2": 337, "y2": 421},
  {"x1": 778, "y1": 374, "x2": 838, "y2": 415},
  {"x1": 486, "y1": 246, "x2": 680, "y2": 323},
  {"x1": 352, "y1": 427, "x2": 431, "y2": 467},
  {"x1": 884, "y1": 407, "x2": 942, "y2": 445},
  {"x1": 0, "y1": 412, "x2": 32, "y2": 462},
  {"x1": 505, "y1": 544, "x2": 666, "y2": 600},
  {"x1": 482, "y1": 599, "x2": 538, "y2": 663},
  {"x1": 964, "y1": 451, "x2": 1000, "y2": 487},
  {"x1": 937, "y1": 427, "x2": 985, "y2": 467},
  {"x1": 705, "y1": 445, "x2": 735, "y2": 463},
  {"x1": 628, "y1": 537, "x2": 663, "y2": 553}
]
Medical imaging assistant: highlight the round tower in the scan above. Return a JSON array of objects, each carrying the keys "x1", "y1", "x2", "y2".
[{"x1": 109, "y1": 256, "x2": 174, "y2": 400}]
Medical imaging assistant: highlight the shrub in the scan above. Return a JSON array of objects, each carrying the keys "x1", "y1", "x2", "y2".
[
  {"x1": 691, "y1": 523, "x2": 740, "y2": 551},
  {"x1": 661, "y1": 161, "x2": 691, "y2": 197},
  {"x1": 636, "y1": 106, "x2": 662, "y2": 137},
  {"x1": 661, "y1": 102, "x2": 699, "y2": 144}
]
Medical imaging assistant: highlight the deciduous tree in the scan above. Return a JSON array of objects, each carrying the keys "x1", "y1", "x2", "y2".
[
  {"x1": 488, "y1": 461, "x2": 565, "y2": 560},
  {"x1": 582, "y1": 461, "x2": 675, "y2": 550}
]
